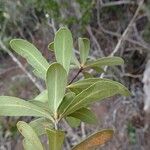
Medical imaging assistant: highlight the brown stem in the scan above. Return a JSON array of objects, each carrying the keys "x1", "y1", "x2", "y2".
[{"x1": 69, "y1": 67, "x2": 83, "y2": 84}]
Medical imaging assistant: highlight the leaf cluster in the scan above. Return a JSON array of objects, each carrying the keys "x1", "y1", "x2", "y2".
[{"x1": 0, "y1": 27, "x2": 130, "y2": 150}]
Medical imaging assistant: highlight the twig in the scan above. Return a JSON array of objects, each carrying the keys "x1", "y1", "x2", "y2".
[
  {"x1": 132, "y1": 23, "x2": 149, "y2": 48},
  {"x1": 69, "y1": 67, "x2": 83, "y2": 84},
  {"x1": 81, "y1": 122, "x2": 86, "y2": 139},
  {"x1": 86, "y1": 26, "x2": 104, "y2": 57},
  {"x1": 47, "y1": 17, "x2": 57, "y2": 34},
  {"x1": 122, "y1": 73, "x2": 142, "y2": 78},
  {"x1": 65, "y1": 139, "x2": 71, "y2": 150},
  {"x1": 45, "y1": 16, "x2": 82, "y2": 144},
  {"x1": 101, "y1": 0, "x2": 135, "y2": 7},
  {"x1": 0, "y1": 66, "x2": 19, "y2": 76},
  {"x1": 63, "y1": 119, "x2": 81, "y2": 143},
  {"x1": 100, "y1": 0, "x2": 144, "y2": 78},
  {"x1": 95, "y1": 26, "x2": 150, "y2": 50},
  {"x1": 110, "y1": 0, "x2": 144, "y2": 56},
  {"x1": 0, "y1": 40, "x2": 44, "y2": 92}
]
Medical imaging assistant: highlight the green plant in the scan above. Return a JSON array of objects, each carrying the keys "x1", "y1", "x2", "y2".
[{"x1": 0, "y1": 27, "x2": 130, "y2": 150}]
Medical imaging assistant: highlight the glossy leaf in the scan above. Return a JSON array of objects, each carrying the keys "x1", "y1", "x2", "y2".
[
  {"x1": 0, "y1": 96, "x2": 53, "y2": 121},
  {"x1": 65, "y1": 80, "x2": 130, "y2": 116},
  {"x1": 46, "y1": 128, "x2": 65, "y2": 150},
  {"x1": 66, "y1": 116, "x2": 81, "y2": 127},
  {"x1": 34, "y1": 90, "x2": 48, "y2": 102},
  {"x1": 84, "y1": 56, "x2": 124, "y2": 69},
  {"x1": 10, "y1": 39, "x2": 49, "y2": 80},
  {"x1": 17, "y1": 121, "x2": 43, "y2": 150},
  {"x1": 46, "y1": 63, "x2": 67, "y2": 115},
  {"x1": 72, "y1": 129, "x2": 114, "y2": 150},
  {"x1": 29, "y1": 118, "x2": 53, "y2": 136},
  {"x1": 78, "y1": 38, "x2": 90, "y2": 65},
  {"x1": 69, "y1": 108, "x2": 97, "y2": 124},
  {"x1": 54, "y1": 27, "x2": 73, "y2": 73},
  {"x1": 48, "y1": 41, "x2": 54, "y2": 51}
]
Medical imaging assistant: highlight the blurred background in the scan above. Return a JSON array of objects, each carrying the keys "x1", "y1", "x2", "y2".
[{"x1": 0, "y1": 0, "x2": 150, "y2": 149}]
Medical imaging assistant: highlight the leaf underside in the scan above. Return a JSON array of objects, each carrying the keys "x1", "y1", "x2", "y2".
[
  {"x1": 78, "y1": 38, "x2": 90, "y2": 65},
  {"x1": 84, "y1": 56, "x2": 124, "y2": 68},
  {"x1": 46, "y1": 63, "x2": 67, "y2": 114},
  {"x1": 10, "y1": 39, "x2": 49, "y2": 79},
  {"x1": 29, "y1": 118, "x2": 53, "y2": 136},
  {"x1": 17, "y1": 121, "x2": 43, "y2": 150},
  {"x1": 54, "y1": 27, "x2": 73, "y2": 73},
  {"x1": 72, "y1": 129, "x2": 114, "y2": 150}
]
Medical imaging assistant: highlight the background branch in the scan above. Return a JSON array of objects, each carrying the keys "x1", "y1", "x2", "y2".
[{"x1": 100, "y1": 0, "x2": 144, "y2": 78}]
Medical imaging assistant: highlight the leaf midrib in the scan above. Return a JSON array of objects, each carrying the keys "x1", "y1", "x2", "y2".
[
  {"x1": 62, "y1": 34, "x2": 65, "y2": 68},
  {"x1": 66, "y1": 89, "x2": 107, "y2": 115},
  {"x1": 54, "y1": 68, "x2": 58, "y2": 111},
  {"x1": 66, "y1": 82, "x2": 120, "y2": 115},
  {"x1": 61, "y1": 82, "x2": 108, "y2": 117},
  {"x1": 17, "y1": 44, "x2": 48, "y2": 72}
]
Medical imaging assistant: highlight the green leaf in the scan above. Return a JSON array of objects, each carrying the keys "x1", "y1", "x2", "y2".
[
  {"x1": 34, "y1": 90, "x2": 48, "y2": 102},
  {"x1": 46, "y1": 128, "x2": 65, "y2": 150},
  {"x1": 69, "y1": 108, "x2": 97, "y2": 124},
  {"x1": 66, "y1": 116, "x2": 81, "y2": 127},
  {"x1": 84, "y1": 56, "x2": 124, "y2": 68},
  {"x1": 71, "y1": 51, "x2": 80, "y2": 68},
  {"x1": 68, "y1": 78, "x2": 99, "y2": 90},
  {"x1": 54, "y1": 27, "x2": 73, "y2": 73},
  {"x1": 46, "y1": 63, "x2": 67, "y2": 115},
  {"x1": 68, "y1": 88, "x2": 82, "y2": 95},
  {"x1": 48, "y1": 41, "x2": 54, "y2": 51},
  {"x1": 29, "y1": 118, "x2": 53, "y2": 136},
  {"x1": 82, "y1": 72, "x2": 93, "y2": 79},
  {"x1": 33, "y1": 69, "x2": 44, "y2": 79},
  {"x1": 91, "y1": 66, "x2": 105, "y2": 73},
  {"x1": 33, "y1": 78, "x2": 130, "y2": 108},
  {"x1": 58, "y1": 92, "x2": 75, "y2": 116},
  {"x1": 78, "y1": 38, "x2": 90, "y2": 65},
  {"x1": 17, "y1": 121, "x2": 43, "y2": 150},
  {"x1": 48, "y1": 41, "x2": 80, "y2": 68},
  {"x1": 65, "y1": 79, "x2": 130, "y2": 115},
  {"x1": 10, "y1": 39, "x2": 49, "y2": 80},
  {"x1": 72, "y1": 129, "x2": 114, "y2": 150},
  {"x1": 23, "y1": 139, "x2": 35, "y2": 150},
  {"x1": 68, "y1": 78, "x2": 130, "y2": 96},
  {"x1": 29, "y1": 100, "x2": 50, "y2": 113},
  {"x1": 0, "y1": 96, "x2": 53, "y2": 121}
]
